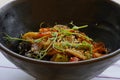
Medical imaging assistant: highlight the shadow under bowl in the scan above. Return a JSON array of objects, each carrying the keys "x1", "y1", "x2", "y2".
[{"x1": 0, "y1": 0, "x2": 120, "y2": 80}]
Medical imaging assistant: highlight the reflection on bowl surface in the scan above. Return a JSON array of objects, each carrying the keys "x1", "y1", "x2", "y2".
[{"x1": 0, "y1": 0, "x2": 120, "y2": 80}]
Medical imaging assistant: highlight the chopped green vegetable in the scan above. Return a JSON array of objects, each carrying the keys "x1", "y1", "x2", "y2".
[
  {"x1": 61, "y1": 41, "x2": 93, "y2": 51},
  {"x1": 53, "y1": 43, "x2": 65, "y2": 52},
  {"x1": 60, "y1": 29, "x2": 73, "y2": 36},
  {"x1": 81, "y1": 41, "x2": 93, "y2": 55},
  {"x1": 52, "y1": 32, "x2": 58, "y2": 37}
]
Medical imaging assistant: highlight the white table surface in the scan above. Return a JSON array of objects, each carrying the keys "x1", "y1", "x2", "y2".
[{"x1": 0, "y1": 0, "x2": 120, "y2": 80}]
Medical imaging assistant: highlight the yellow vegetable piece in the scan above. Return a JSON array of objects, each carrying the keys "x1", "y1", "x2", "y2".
[
  {"x1": 51, "y1": 54, "x2": 69, "y2": 62},
  {"x1": 22, "y1": 32, "x2": 39, "y2": 40}
]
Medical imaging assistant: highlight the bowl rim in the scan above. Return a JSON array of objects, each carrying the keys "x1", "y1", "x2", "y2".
[{"x1": 0, "y1": 43, "x2": 120, "y2": 65}]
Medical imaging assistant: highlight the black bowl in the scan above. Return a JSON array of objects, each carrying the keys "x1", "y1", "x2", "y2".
[{"x1": 0, "y1": 0, "x2": 120, "y2": 80}]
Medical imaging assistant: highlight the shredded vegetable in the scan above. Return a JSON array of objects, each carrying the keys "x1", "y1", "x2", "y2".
[{"x1": 4, "y1": 23, "x2": 108, "y2": 62}]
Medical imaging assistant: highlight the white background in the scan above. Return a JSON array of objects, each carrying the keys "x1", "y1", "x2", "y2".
[{"x1": 0, "y1": 0, "x2": 120, "y2": 80}]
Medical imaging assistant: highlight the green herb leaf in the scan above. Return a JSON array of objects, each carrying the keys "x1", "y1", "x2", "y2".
[
  {"x1": 53, "y1": 43, "x2": 65, "y2": 52},
  {"x1": 34, "y1": 36, "x2": 46, "y2": 43},
  {"x1": 72, "y1": 25, "x2": 88, "y2": 30},
  {"x1": 39, "y1": 32, "x2": 58, "y2": 59},
  {"x1": 62, "y1": 41, "x2": 72, "y2": 47},
  {"x1": 70, "y1": 21, "x2": 88, "y2": 30},
  {"x1": 4, "y1": 34, "x2": 28, "y2": 42},
  {"x1": 39, "y1": 50, "x2": 47, "y2": 59},
  {"x1": 39, "y1": 22, "x2": 45, "y2": 27},
  {"x1": 52, "y1": 32, "x2": 58, "y2": 37}
]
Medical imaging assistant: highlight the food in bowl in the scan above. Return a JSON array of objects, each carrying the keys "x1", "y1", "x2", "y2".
[{"x1": 4, "y1": 23, "x2": 108, "y2": 62}]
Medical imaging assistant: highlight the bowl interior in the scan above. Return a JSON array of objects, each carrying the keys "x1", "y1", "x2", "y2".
[{"x1": 0, "y1": 0, "x2": 120, "y2": 54}]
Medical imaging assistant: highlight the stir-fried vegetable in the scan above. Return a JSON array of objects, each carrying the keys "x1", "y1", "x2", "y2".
[{"x1": 4, "y1": 23, "x2": 108, "y2": 62}]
